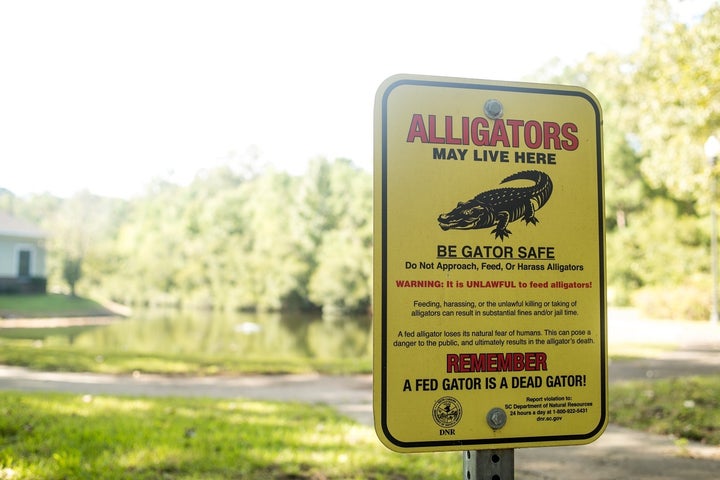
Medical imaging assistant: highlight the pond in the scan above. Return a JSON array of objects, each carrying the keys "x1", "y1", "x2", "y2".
[{"x1": 2, "y1": 310, "x2": 373, "y2": 363}]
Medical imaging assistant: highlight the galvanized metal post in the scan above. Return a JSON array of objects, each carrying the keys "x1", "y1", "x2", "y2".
[{"x1": 463, "y1": 449, "x2": 514, "y2": 480}]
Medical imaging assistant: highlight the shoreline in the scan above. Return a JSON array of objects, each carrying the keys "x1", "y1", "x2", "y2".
[{"x1": 0, "y1": 316, "x2": 123, "y2": 328}]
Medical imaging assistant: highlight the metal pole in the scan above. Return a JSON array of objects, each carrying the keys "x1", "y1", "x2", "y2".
[{"x1": 463, "y1": 449, "x2": 514, "y2": 480}]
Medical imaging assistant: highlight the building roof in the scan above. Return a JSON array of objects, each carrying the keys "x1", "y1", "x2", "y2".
[{"x1": 0, "y1": 212, "x2": 46, "y2": 239}]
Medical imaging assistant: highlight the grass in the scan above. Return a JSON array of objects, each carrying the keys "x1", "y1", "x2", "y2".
[
  {"x1": 610, "y1": 376, "x2": 720, "y2": 445},
  {"x1": 0, "y1": 340, "x2": 371, "y2": 375},
  {"x1": 0, "y1": 391, "x2": 459, "y2": 479},
  {"x1": 0, "y1": 325, "x2": 93, "y2": 341},
  {"x1": 1, "y1": 381, "x2": 717, "y2": 480},
  {"x1": 0, "y1": 294, "x2": 113, "y2": 318},
  {"x1": 607, "y1": 343, "x2": 679, "y2": 359}
]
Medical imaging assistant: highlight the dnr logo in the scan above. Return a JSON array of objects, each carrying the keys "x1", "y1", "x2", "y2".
[{"x1": 432, "y1": 396, "x2": 462, "y2": 431}]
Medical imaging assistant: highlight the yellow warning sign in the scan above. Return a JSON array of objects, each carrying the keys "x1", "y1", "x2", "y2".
[{"x1": 373, "y1": 75, "x2": 607, "y2": 452}]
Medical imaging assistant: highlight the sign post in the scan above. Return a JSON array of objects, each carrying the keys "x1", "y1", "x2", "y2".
[{"x1": 373, "y1": 75, "x2": 607, "y2": 457}]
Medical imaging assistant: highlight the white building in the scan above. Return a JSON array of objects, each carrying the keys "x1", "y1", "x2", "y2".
[{"x1": 0, "y1": 212, "x2": 47, "y2": 293}]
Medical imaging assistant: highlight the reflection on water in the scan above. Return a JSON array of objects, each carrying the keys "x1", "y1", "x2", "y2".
[{"x1": 43, "y1": 311, "x2": 372, "y2": 361}]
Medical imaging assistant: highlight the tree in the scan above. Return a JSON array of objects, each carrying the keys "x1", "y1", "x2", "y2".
[
  {"x1": 629, "y1": 0, "x2": 720, "y2": 203},
  {"x1": 530, "y1": 1, "x2": 720, "y2": 308},
  {"x1": 304, "y1": 158, "x2": 373, "y2": 312},
  {"x1": 62, "y1": 256, "x2": 82, "y2": 297}
]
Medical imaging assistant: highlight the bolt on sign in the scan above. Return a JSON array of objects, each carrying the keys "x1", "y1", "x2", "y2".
[{"x1": 373, "y1": 74, "x2": 607, "y2": 452}]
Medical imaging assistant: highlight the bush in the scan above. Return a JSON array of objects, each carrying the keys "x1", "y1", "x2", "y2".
[{"x1": 632, "y1": 277, "x2": 712, "y2": 321}]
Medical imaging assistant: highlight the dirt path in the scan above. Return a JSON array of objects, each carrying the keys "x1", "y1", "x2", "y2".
[{"x1": 1, "y1": 309, "x2": 720, "y2": 479}]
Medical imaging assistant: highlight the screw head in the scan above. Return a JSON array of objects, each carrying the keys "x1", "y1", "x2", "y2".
[
  {"x1": 483, "y1": 99, "x2": 504, "y2": 119},
  {"x1": 486, "y1": 407, "x2": 507, "y2": 430}
]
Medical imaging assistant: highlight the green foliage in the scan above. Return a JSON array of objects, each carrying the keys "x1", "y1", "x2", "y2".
[
  {"x1": 630, "y1": 0, "x2": 720, "y2": 202},
  {"x1": 305, "y1": 159, "x2": 373, "y2": 312},
  {"x1": 632, "y1": 279, "x2": 712, "y2": 320},
  {"x1": 61, "y1": 257, "x2": 83, "y2": 297},
  {"x1": 611, "y1": 376, "x2": 720, "y2": 445},
  {"x1": 533, "y1": 1, "x2": 720, "y2": 311},
  {"x1": 0, "y1": 392, "x2": 458, "y2": 479},
  {"x1": 35, "y1": 159, "x2": 374, "y2": 313},
  {"x1": 607, "y1": 198, "x2": 708, "y2": 288}
]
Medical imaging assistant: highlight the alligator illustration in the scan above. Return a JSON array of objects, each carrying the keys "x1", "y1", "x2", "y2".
[{"x1": 438, "y1": 170, "x2": 553, "y2": 240}]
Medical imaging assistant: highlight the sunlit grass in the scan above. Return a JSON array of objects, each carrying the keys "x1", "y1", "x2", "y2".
[
  {"x1": 0, "y1": 391, "x2": 459, "y2": 479},
  {"x1": 0, "y1": 339, "x2": 371, "y2": 375},
  {"x1": 610, "y1": 376, "x2": 720, "y2": 445},
  {"x1": 608, "y1": 342, "x2": 678, "y2": 359},
  {"x1": 0, "y1": 293, "x2": 112, "y2": 318}
]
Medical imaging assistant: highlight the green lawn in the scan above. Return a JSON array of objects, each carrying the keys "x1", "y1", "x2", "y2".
[
  {"x1": 0, "y1": 391, "x2": 458, "y2": 479},
  {"x1": 0, "y1": 340, "x2": 371, "y2": 375},
  {"x1": 0, "y1": 294, "x2": 113, "y2": 318},
  {"x1": 2, "y1": 377, "x2": 719, "y2": 479},
  {"x1": 610, "y1": 376, "x2": 720, "y2": 445}
]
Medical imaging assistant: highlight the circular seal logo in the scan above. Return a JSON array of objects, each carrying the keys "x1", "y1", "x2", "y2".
[{"x1": 432, "y1": 396, "x2": 463, "y2": 428}]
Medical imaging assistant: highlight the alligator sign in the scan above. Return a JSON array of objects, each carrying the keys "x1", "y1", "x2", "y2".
[{"x1": 373, "y1": 74, "x2": 607, "y2": 453}]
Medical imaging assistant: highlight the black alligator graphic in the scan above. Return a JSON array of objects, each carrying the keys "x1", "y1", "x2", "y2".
[{"x1": 438, "y1": 170, "x2": 553, "y2": 240}]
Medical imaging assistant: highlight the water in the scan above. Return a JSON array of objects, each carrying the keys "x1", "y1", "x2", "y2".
[{"x1": 31, "y1": 310, "x2": 373, "y2": 362}]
